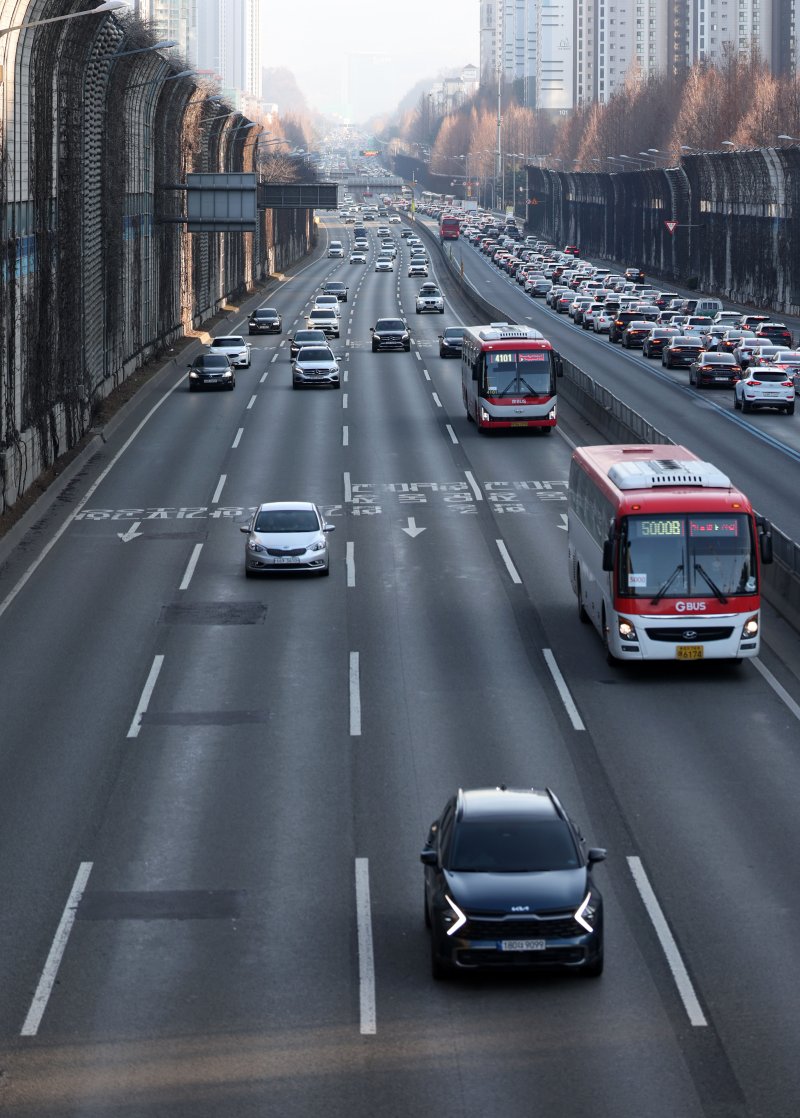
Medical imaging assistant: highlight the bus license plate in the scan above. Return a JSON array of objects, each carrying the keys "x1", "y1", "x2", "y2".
[
  {"x1": 501, "y1": 939, "x2": 546, "y2": 951},
  {"x1": 510, "y1": 422, "x2": 529, "y2": 428},
  {"x1": 676, "y1": 645, "x2": 704, "y2": 660}
]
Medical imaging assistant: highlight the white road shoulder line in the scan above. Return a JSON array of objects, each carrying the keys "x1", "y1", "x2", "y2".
[
  {"x1": 627, "y1": 855, "x2": 708, "y2": 1027},
  {"x1": 271, "y1": 353, "x2": 278, "y2": 364},
  {"x1": 350, "y1": 651, "x2": 361, "y2": 736},
  {"x1": 127, "y1": 654, "x2": 165, "y2": 739},
  {"x1": 21, "y1": 861, "x2": 93, "y2": 1036},
  {"x1": 247, "y1": 395, "x2": 257, "y2": 410},
  {"x1": 346, "y1": 541, "x2": 355, "y2": 587},
  {"x1": 179, "y1": 544, "x2": 203, "y2": 591},
  {"x1": 752, "y1": 657, "x2": 800, "y2": 722},
  {"x1": 542, "y1": 648, "x2": 585, "y2": 731},
  {"x1": 355, "y1": 858, "x2": 376, "y2": 1035},
  {"x1": 446, "y1": 424, "x2": 459, "y2": 444},
  {"x1": 260, "y1": 371, "x2": 268, "y2": 383},
  {"x1": 495, "y1": 539, "x2": 522, "y2": 584},
  {"x1": 423, "y1": 368, "x2": 431, "y2": 381}
]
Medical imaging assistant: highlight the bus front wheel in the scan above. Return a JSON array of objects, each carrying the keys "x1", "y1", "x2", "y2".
[
  {"x1": 576, "y1": 571, "x2": 590, "y2": 624},
  {"x1": 602, "y1": 608, "x2": 619, "y2": 667}
]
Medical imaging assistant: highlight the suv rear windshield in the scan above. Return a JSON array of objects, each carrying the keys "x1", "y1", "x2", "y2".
[{"x1": 448, "y1": 819, "x2": 579, "y2": 872}]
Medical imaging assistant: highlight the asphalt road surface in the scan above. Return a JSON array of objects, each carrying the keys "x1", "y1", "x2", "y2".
[{"x1": 0, "y1": 210, "x2": 799, "y2": 1118}]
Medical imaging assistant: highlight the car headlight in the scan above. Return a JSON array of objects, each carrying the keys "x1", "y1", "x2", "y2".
[
  {"x1": 444, "y1": 895, "x2": 467, "y2": 936},
  {"x1": 247, "y1": 540, "x2": 266, "y2": 553},
  {"x1": 307, "y1": 539, "x2": 326, "y2": 553},
  {"x1": 223, "y1": 369, "x2": 233, "y2": 378},
  {"x1": 189, "y1": 371, "x2": 199, "y2": 379},
  {"x1": 617, "y1": 616, "x2": 638, "y2": 641},
  {"x1": 743, "y1": 615, "x2": 759, "y2": 637},
  {"x1": 373, "y1": 334, "x2": 382, "y2": 341},
  {"x1": 574, "y1": 891, "x2": 599, "y2": 933}
]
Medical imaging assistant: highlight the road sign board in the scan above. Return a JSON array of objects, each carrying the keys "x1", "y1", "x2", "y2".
[{"x1": 664, "y1": 220, "x2": 679, "y2": 235}]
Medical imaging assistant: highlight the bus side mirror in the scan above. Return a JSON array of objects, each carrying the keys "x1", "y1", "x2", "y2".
[
  {"x1": 554, "y1": 353, "x2": 564, "y2": 377},
  {"x1": 602, "y1": 540, "x2": 614, "y2": 572},
  {"x1": 472, "y1": 363, "x2": 478, "y2": 381},
  {"x1": 758, "y1": 516, "x2": 773, "y2": 565}
]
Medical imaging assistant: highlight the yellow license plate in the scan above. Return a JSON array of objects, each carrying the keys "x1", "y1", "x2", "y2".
[
  {"x1": 676, "y1": 645, "x2": 704, "y2": 660},
  {"x1": 510, "y1": 421, "x2": 529, "y2": 427}
]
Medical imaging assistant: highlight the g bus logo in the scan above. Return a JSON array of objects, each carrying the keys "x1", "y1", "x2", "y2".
[{"x1": 675, "y1": 601, "x2": 707, "y2": 612}]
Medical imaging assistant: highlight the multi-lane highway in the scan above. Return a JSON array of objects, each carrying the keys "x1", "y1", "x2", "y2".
[{"x1": 0, "y1": 207, "x2": 799, "y2": 1118}]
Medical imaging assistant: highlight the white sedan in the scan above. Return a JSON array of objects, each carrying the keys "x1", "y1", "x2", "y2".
[{"x1": 208, "y1": 335, "x2": 251, "y2": 367}]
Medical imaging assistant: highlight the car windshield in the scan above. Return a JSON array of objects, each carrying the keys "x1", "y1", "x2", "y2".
[
  {"x1": 484, "y1": 350, "x2": 553, "y2": 396},
  {"x1": 377, "y1": 320, "x2": 404, "y2": 331},
  {"x1": 448, "y1": 819, "x2": 579, "y2": 872},
  {"x1": 445, "y1": 329, "x2": 464, "y2": 340},
  {"x1": 619, "y1": 513, "x2": 757, "y2": 599},
  {"x1": 196, "y1": 356, "x2": 228, "y2": 369},
  {"x1": 254, "y1": 510, "x2": 319, "y2": 533},
  {"x1": 298, "y1": 348, "x2": 334, "y2": 362}
]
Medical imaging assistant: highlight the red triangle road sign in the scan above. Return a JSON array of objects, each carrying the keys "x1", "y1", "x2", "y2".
[{"x1": 664, "y1": 220, "x2": 679, "y2": 235}]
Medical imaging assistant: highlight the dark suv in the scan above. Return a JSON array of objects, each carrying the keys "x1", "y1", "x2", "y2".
[
  {"x1": 187, "y1": 353, "x2": 235, "y2": 391},
  {"x1": 248, "y1": 306, "x2": 282, "y2": 335},
  {"x1": 608, "y1": 310, "x2": 642, "y2": 343},
  {"x1": 371, "y1": 318, "x2": 410, "y2": 352},
  {"x1": 322, "y1": 281, "x2": 349, "y2": 302},
  {"x1": 422, "y1": 787, "x2": 606, "y2": 979}
]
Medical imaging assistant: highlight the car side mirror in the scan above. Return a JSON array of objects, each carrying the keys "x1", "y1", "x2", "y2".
[
  {"x1": 369, "y1": 327, "x2": 374, "y2": 332},
  {"x1": 323, "y1": 523, "x2": 336, "y2": 533},
  {"x1": 420, "y1": 849, "x2": 438, "y2": 866},
  {"x1": 239, "y1": 525, "x2": 250, "y2": 534},
  {"x1": 587, "y1": 848, "x2": 607, "y2": 865}
]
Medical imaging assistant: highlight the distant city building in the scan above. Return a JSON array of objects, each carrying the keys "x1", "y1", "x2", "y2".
[
  {"x1": 134, "y1": 0, "x2": 195, "y2": 61},
  {"x1": 480, "y1": 0, "x2": 800, "y2": 110},
  {"x1": 429, "y1": 65, "x2": 481, "y2": 116},
  {"x1": 194, "y1": 0, "x2": 261, "y2": 100}
]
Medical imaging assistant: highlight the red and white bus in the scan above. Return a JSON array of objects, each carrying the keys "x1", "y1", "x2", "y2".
[
  {"x1": 440, "y1": 215, "x2": 460, "y2": 240},
  {"x1": 461, "y1": 323, "x2": 562, "y2": 431},
  {"x1": 568, "y1": 444, "x2": 773, "y2": 662}
]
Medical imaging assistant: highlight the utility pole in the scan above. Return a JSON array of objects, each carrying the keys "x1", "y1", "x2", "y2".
[{"x1": 496, "y1": 62, "x2": 503, "y2": 214}]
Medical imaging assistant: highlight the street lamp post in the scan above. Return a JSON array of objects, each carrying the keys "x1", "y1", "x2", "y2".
[
  {"x1": 0, "y1": 0, "x2": 128, "y2": 82},
  {"x1": 127, "y1": 68, "x2": 196, "y2": 89},
  {"x1": 777, "y1": 134, "x2": 800, "y2": 143}
]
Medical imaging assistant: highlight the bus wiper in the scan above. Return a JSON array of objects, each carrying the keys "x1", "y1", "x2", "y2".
[
  {"x1": 694, "y1": 563, "x2": 728, "y2": 604},
  {"x1": 650, "y1": 563, "x2": 684, "y2": 604}
]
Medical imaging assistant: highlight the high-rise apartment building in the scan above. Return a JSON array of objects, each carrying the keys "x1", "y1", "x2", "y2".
[
  {"x1": 194, "y1": 0, "x2": 261, "y2": 100},
  {"x1": 135, "y1": 0, "x2": 195, "y2": 62},
  {"x1": 480, "y1": 0, "x2": 537, "y2": 105}
]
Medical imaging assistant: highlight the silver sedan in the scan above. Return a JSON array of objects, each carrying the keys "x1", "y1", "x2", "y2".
[{"x1": 241, "y1": 502, "x2": 335, "y2": 576}]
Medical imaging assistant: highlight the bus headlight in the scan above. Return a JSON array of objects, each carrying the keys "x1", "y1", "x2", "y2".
[
  {"x1": 742, "y1": 615, "x2": 759, "y2": 638},
  {"x1": 480, "y1": 407, "x2": 491, "y2": 424},
  {"x1": 617, "y1": 616, "x2": 638, "y2": 641}
]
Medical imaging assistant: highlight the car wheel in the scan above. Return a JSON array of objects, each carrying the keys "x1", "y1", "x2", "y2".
[
  {"x1": 245, "y1": 567, "x2": 255, "y2": 578},
  {"x1": 430, "y1": 937, "x2": 450, "y2": 981},
  {"x1": 320, "y1": 563, "x2": 330, "y2": 577},
  {"x1": 577, "y1": 571, "x2": 590, "y2": 624},
  {"x1": 787, "y1": 404, "x2": 795, "y2": 415},
  {"x1": 424, "y1": 889, "x2": 431, "y2": 929},
  {"x1": 742, "y1": 399, "x2": 751, "y2": 413},
  {"x1": 734, "y1": 393, "x2": 741, "y2": 409},
  {"x1": 581, "y1": 951, "x2": 604, "y2": 978},
  {"x1": 372, "y1": 342, "x2": 378, "y2": 352},
  {"x1": 404, "y1": 344, "x2": 410, "y2": 351},
  {"x1": 416, "y1": 309, "x2": 421, "y2": 314},
  {"x1": 439, "y1": 308, "x2": 444, "y2": 314},
  {"x1": 189, "y1": 383, "x2": 197, "y2": 392},
  {"x1": 228, "y1": 382, "x2": 235, "y2": 391}
]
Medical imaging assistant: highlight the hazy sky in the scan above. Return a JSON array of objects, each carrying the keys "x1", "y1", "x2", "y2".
[{"x1": 263, "y1": 0, "x2": 481, "y2": 123}]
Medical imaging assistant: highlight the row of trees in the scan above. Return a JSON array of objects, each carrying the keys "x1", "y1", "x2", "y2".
[{"x1": 382, "y1": 51, "x2": 800, "y2": 181}]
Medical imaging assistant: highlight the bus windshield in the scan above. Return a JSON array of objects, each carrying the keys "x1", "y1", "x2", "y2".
[
  {"x1": 483, "y1": 350, "x2": 553, "y2": 397},
  {"x1": 619, "y1": 513, "x2": 758, "y2": 599}
]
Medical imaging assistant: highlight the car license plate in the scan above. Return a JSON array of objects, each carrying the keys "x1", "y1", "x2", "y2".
[
  {"x1": 715, "y1": 377, "x2": 730, "y2": 382},
  {"x1": 501, "y1": 939, "x2": 546, "y2": 951},
  {"x1": 273, "y1": 556, "x2": 295, "y2": 564},
  {"x1": 676, "y1": 645, "x2": 704, "y2": 660},
  {"x1": 765, "y1": 392, "x2": 780, "y2": 397}
]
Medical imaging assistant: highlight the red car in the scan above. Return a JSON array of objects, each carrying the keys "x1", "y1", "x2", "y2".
[{"x1": 564, "y1": 245, "x2": 580, "y2": 256}]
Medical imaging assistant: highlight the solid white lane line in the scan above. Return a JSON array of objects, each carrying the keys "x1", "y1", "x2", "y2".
[
  {"x1": 495, "y1": 539, "x2": 522, "y2": 585},
  {"x1": 127, "y1": 654, "x2": 165, "y2": 739},
  {"x1": 464, "y1": 470, "x2": 483, "y2": 501},
  {"x1": 211, "y1": 475, "x2": 226, "y2": 504},
  {"x1": 21, "y1": 861, "x2": 93, "y2": 1036},
  {"x1": 355, "y1": 858, "x2": 376, "y2": 1035},
  {"x1": 342, "y1": 425, "x2": 349, "y2": 447},
  {"x1": 432, "y1": 393, "x2": 442, "y2": 408},
  {"x1": 627, "y1": 856, "x2": 708, "y2": 1027},
  {"x1": 423, "y1": 368, "x2": 431, "y2": 381},
  {"x1": 752, "y1": 658, "x2": 800, "y2": 722},
  {"x1": 446, "y1": 424, "x2": 459, "y2": 444},
  {"x1": 542, "y1": 649, "x2": 585, "y2": 731},
  {"x1": 179, "y1": 544, "x2": 203, "y2": 591},
  {"x1": 247, "y1": 395, "x2": 257, "y2": 410},
  {"x1": 232, "y1": 428, "x2": 244, "y2": 448},
  {"x1": 342, "y1": 393, "x2": 348, "y2": 409},
  {"x1": 346, "y1": 541, "x2": 355, "y2": 587},
  {"x1": 350, "y1": 651, "x2": 361, "y2": 736},
  {"x1": 344, "y1": 471, "x2": 352, "y2": 503},
  {"x1": 260, "y1": 371, "x2": 268, "y2": 383}
]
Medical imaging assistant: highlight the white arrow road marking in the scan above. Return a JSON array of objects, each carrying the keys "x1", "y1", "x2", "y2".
[
  {"x1": 558, "y1": 513, "x2": 568, "y2": 531},
  {"x1": 401, "y1": 518, "x2": 426, "y2": 538},
  {"x1": 117, "y1": 521, "x2": 142, "y2": 543}
]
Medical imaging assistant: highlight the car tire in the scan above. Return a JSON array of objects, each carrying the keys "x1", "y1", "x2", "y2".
[
  {"x1": 228, "y1": 382, "x2": 235, "y2": 391},
  {"x1": 320, "y1": 564, "x2": 330, "y2": 577},
  {"x1": 372, "y1": 342, "x2": 378, "y2": 352},
  {"x1": 404, "y1": 344, "x2": 410, "y2": 352},
  {"x1": 734, "y1": 393, "x2": 741, "y2": 409},
  {"x1": 416, "y1": 309, "x2": 421, "y2": 314},
  {"x1": 581, "y1": 951, "x2": 604, "y2": 978},
  {"x1": 439, "y1": 308, "x2": 444, "y2": 314},
  {"x1": 430, "y1": 937, "x2": 450, "y2": 981},
  {"x1": 424, "y1": 890, "x2": 431, "y2": 929},
  {"x1": 787, "y1": 404, "x2": 795, "y2": 415},
  {"x1": 245, "y1": 567, "x2": 255, "y2": 578},
  {"x1": 742, "y1": 399, "x2": 751, "y2": 413},
  {"x1": 189, "y1": 383, "x2": 197, "y2": 392}
]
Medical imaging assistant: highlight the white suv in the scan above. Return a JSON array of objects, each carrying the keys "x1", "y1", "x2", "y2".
[
  {"x1": 734, "y1": 365, "x2": 795, "y2": 415},
  {"x1": 415, "y1": 283, "x2": 444, "y2": 314},
  {"x1": 306, "y1": 308, "x2": 340, "y2": 337}
]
